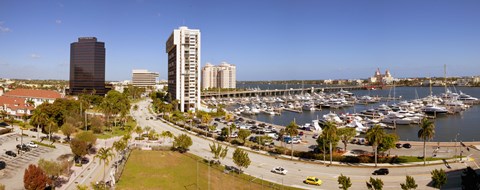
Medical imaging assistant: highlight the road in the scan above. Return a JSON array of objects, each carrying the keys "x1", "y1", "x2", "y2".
[{"x1": 132, "y1": 99, "x2": 479, "y2": 190}]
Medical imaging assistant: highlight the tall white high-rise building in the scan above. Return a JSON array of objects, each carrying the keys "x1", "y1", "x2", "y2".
[
  {"x1": 166, "y1": 26, "x2": 201, "y2": 112},
  {"x1": 202, "y1": 62, "x2": 236, "y2": 89},
  {"x1": 131, "y1": 69, "x2": 159, "y2": 87}
]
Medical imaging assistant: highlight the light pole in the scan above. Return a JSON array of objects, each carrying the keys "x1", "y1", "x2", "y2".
[{"x1": 454, "y1": 133, "x2": 459, "y2": 162}]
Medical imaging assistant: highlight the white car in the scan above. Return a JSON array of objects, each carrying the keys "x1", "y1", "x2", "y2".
[
  {"x1": 271, "y1": 167, "x2": 288, "y2": 175},
  {"x1": 26, "y1": 142, "x2": 38, "y2": 148},
  {"x1": 292, "y1": 138, "x2": 302, "y2": 144}
]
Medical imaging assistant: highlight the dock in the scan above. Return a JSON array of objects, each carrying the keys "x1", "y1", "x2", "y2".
[{"x1": 283, "y1": 108, "x2": 303, "y2": 113}]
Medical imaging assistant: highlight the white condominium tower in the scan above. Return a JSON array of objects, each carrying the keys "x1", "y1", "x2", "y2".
[
  {"x1": 131, "y1": 69, "x2": 159, "y2": 87},
  {"x1": 166, "y1": 26, "x2": 201, "y2": 112},
  {"x1": 202, "y1": 62, "x2": 236, "y2": 89}
]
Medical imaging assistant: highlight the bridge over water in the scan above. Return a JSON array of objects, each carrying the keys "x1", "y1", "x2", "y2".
[{"x1": 201, "y1": 85, "x2": 386, "y2": 98}]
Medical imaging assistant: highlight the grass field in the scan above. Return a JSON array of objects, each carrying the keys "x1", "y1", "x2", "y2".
[{"x1": 116, "y1": 150, "x2": 302, "y2": 190}]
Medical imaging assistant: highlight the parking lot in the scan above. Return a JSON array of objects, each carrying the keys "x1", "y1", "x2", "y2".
[{"x1": 0, "y1": 131, "x2": 72, "y2": 190}]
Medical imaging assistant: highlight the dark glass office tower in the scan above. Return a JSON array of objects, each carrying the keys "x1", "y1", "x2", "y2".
[{"x1": 69, "y1": 37, "x2": 106, "y2": 95}]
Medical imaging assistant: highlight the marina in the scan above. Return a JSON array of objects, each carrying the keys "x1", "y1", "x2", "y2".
[{"x1": 204, "y1": 85, "x2": 480, "y2": 142}]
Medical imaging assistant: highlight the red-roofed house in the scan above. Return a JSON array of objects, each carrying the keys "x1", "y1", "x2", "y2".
[
  {"x1": 0, "y1": 96, "x2": 34, "y2": 120},
  {"x1": 3, "y1": 89, "x2": 63, "y2": 107}
]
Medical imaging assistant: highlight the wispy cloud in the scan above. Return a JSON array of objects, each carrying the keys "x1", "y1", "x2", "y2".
[
  {"x1": 55, "y1": 19, "x2": 62, "y2": 24},
  {"x1": 0, "y1": 21, "x2": 11, "y2": 33},
  {"x1": 30, "y1": 54, "x2": 41, "y2": 59}
]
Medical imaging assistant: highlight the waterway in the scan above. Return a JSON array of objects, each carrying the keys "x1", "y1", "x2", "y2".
[{"x1": 235, "y1": 84, "x2": 480, "y2": 142}]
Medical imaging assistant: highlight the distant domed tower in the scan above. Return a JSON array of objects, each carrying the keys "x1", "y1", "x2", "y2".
[
  {"x1": 385, "y1": 69, "x2": 391, "y2": 77},
  {"x1": 375, "y1": 68, "x2": 381, "y2": 76}
]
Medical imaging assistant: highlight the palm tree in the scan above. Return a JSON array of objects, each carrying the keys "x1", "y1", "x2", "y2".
[
  {"x1": 19, "y1": 122, "x2": 31, "y2": 146},
  {"x1": 161, "y1": 131, "x2": 174, "y2": 143},
  {"x1": 418, "y1": 118, "x2": 435, "y2": 165},
  {"x1": 113, "y1": 140, "x2": 127, "y2": 156},
  {"x1": 94, "y1": 147, "x2": 114, "y2": 186},
  {"x1": 278, "y1": 128, "x2": 286, "y2": 152},
  {"x1": 285, "y1": 121, "x2": 299, "y2": 160},
  {"x1": 0, "y1": 110, "x2": 7, "y2": 121},
  {"x1": 30, "y1": 111, "x2": 48, "y2": 140},
  {"x1": 365, "y1": 125, "x2": 385, "y2": 167},
  {"x1": 46, "y1": 119, "x2": 57, "y2": 141},
  {"x1": 322, "y1": 121, "x2": 338, "y2": 165},
  {"x1": 225, "y1": 113, "x2": 234, "y2": 141},
  {"x1": 135, "y1": 126, "x2": 143, "y2": 140}
]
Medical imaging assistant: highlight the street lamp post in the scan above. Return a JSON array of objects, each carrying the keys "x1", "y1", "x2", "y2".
[{"x1": 454, "y1": 133, "x2": 459, "y2": 162}]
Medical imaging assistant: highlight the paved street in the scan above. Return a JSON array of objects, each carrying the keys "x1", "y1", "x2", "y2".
[{"x1": 131, "y1": 99, "x2": 480, "y2": 190}]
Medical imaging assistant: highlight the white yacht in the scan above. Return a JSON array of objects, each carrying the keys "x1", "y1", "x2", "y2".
[
  {"x1": 421, "y1": 104, "x2": 448, "y2": 115},
  {"x1": 381, "y1": 112, "x2": 413, "y2": 125},
  {"x1": 302, "y1": 103, "x2": 315, "y2": 111}
]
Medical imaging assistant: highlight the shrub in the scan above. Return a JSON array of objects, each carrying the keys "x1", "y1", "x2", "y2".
[{"x1": 32, "y1": 141, "x2": 56, "y2": 149}]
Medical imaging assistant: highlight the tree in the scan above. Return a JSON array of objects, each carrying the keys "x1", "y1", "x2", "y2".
[
  {"x1": 209, "y1": 143, "x2": 228, "y2": 164},
  {"x1": 338, "y1": 127, "x2": 356, "y2": 152},
  {"x1": 24, "y1": 164, "x2": 51, "y2": 190},
  {"x1": 225, "y1": 113, "x2": 234, "y2": 141},
  {"x1": 237, "y1": 129, "x2": 251, "y2": 144},
  {"x1": 232, "y1": 148, "x2": 251, "y2": 172},
  {"x1": 70, "y1": 139, "x2": 88, "y2": 161},
  {"x1": 378, "y1": 133, "x2": 399, "y2": 155},
  {"x1": 19, "y1": 122, "x2": 31, "y2": 146},
  {"x1": 38, "y1": 159, "x2": 68, "y2": 180},
  {"x1": 285, "y1": 121, "x2": 299, "y2": 160},
  {"x1": 76, "y1": 184, "x2": 89, "y2": 190},
  {"x1": 100, "y1": 90, "x2": 130, "y2": 128},
  {"x1": 113, "y1": 140, "x2": 127, "y2": 155},
  {"x1": 135, "y1": 126, "x2": 144, "y2": 140},
  {"x1": 338, "y1": 174, "x2": 352, "y2": 190},
  {"x1": 61, "y1": 123, "x2": 76, "y2": 140},
  {"x1": 46, "y1": 119, "x2": 59, "y2": 141},
  {"x1": 201, "y1": 113, "x2": 212, "y2": 127},
  {"x1": 401, "y1": 175, "x2": 418, "y2": 190},
  {"x1": 90, "y1": 116, "x2": 104, "y2": 134},
  {"x1": 418, "y1": 118, "x2": 435, "y2": 165},
  {"x1": 148, "y1": 129, "x2": 159, "y2": 140},
  {"x1": 75, "y1": 131, "x2": 97, "y2": 148},
  {"x1": 431, "y1": 169, "x2": 447, "y2": 188},
  {"x1": 366, "y1": 177, "x2": 383, "y2": 190},
  {"x1": 94, "y1": 147, "x2": 114, "y2": 185},
  {"x1": 365, "y1": 125, "x2": 385, "y2": 167},
  {"x1": 173, "y1": 134, "x2": 192, "y2": 153},
  {"x1": 160, "y1": 131, "x2": 174, "y2": 143},
  {"x1": 318, "y1": 121, "x2": 338, "y2": 164}
]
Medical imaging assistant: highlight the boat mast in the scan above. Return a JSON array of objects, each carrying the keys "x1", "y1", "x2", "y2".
[{"x1": 444, "y1": 64, "x2": 447, "y2": 93}]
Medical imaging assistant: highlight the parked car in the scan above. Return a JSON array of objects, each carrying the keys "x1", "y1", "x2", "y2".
[
  {"x1": 6, "y1": 150, "x2": 17, "y2": 157},
  {"x1": 29, "y1": 128, "x2": 38, "y2": 132},
  {"x1": 291, "y1": 138, "x2": 301, "y2": 144},
  {"x1": 303, "y1": 176, "x2": 322, "y2": 186},
  {"x1": 373, "y1": 168, "x2": 389, "y2": 175},
  {"x1": 298, "y1": 131, "x2": 304, "y2": 136},
  {"x1": 402, "y1": 143, "x2": 412, "y2": 149},
  {"x1": 26, "y1": 142, "x2": 38, "y2": 148},
  {"x1": 0, "y1": 161, "x2": 5, "y2": 170},
  {"x1": 396, "y1": 143, "x2": 402, "y2": 148},
  {"x1": 271, "y1": 167, "x2": 288, "y2": 175},
  {"x1": 312, "y1": 133, "x2": 319, "y2": 139},
  {"x1": 225, "y1": 165, "x2": 242, "y2": 174},
  {"x1": 16, "y1": 144, "x2": 30, "y2": 152}
]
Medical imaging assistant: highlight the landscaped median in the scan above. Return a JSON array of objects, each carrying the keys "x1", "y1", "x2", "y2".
[
  {"x1": 32, "y1": 140, "x2": 56, "y2": 148},
  {"x1": 116, "y1": 150, "x2": 301, "y2": 190}
]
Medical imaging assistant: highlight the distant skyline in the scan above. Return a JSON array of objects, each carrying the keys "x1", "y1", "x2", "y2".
[{"x1": 1, "y1": 0, "x2": 479, "y2": 81}]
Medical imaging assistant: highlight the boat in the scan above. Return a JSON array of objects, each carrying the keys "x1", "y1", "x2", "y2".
[
  {"x1": 421, "y1": 104, "x2": 448, "y2": 115},
  {"x1": 302, "y1": 103, "x2": 315, "y2": 111}
]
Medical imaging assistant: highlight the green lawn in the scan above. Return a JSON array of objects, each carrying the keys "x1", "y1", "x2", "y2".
[
  {"x1": 116, "y1": 150, "x2": 302, "y2": 190},
  {"x1": 397, "y1": 156, "x2": 445, "y2": 163},
  {"x1": 95, "y1": 127, "x2": 129, "y2": 139}
]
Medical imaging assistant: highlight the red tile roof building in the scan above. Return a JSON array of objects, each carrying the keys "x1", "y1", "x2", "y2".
[
  {"x1": 3, "y1": 89, "x2": 63, "y2": 107},
  {"x1": 0, "y1": 96, "x2": 34, "y2": 119}
]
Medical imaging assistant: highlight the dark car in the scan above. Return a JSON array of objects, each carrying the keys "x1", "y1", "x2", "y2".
[
  {"x1": 29, "y1": 128, "x2": 38, "y2": 132},
  {"x1": 402, "y1": 143, "x2": 412, "y2": 149},
  {"x1": 225, "y1": 165, "x2": 242, "y2": 174},
  {"x1": 16, "y1": 144, "x2": 31, "y2": 152},
  {"x1": 373, "y1": 168, "x2": 389, "y2": 175},
  {"x1": 6, "y1": 150, "x2": 17, "y2": 157},
  {"x1": 396, "y1": 143, "x2": 402, "y2": 148},
  {"x1": 0, "y1": 161, "x2": 6, "y2": 170}
]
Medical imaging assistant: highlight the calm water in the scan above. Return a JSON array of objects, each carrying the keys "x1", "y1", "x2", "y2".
[{"x1": 236, "y1": 84, "x2": 480, "y2": 142}]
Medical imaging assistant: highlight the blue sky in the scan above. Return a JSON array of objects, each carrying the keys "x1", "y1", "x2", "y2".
[{"x1": 0, "y1": 0, "x2": 479, "y2": 81}]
